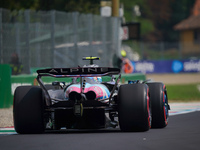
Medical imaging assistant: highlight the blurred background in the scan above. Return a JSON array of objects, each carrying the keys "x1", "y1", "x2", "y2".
[{"x1": 0, "y1": 0, "x2": 199, "y2": 74}]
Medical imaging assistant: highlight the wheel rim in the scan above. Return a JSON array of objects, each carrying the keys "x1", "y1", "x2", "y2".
[
  {"x1": 163, "y1": 86, "x2": 168, "y2": 125},
  {"x1": 147, "y1": 88, "x2": 151, "y2": 128}
]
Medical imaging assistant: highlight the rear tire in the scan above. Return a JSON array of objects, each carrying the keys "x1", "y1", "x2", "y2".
[
  {"x1": 13, "y1": 86, "x2": 45, "y2": 134},
  {"x1": 118, "y1": 84, "x2": 150, "y2": 132},
  {"x1": 147, "y1": 82, "x2": 169, "y2": 128}
]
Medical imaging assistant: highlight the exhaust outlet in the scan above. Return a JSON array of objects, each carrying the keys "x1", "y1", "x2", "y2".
[
  {"x1": 69, "y1": 91, "x2": 96, "y2": 101},
  {"x1": 69, "y1": 91, "x2": 82, "y2": 101},
  {"x1": 69, "y1": 91, "x2": 87, "y2": 101},
  {"x1": 85, "y1": 91, "x2": 96, "y2": 100}
]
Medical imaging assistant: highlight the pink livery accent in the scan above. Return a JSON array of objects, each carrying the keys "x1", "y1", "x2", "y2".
[
  {"x1": 87, "y1": 86, "x2": 104, "y2": 99},
  {"x1": 64, "y1": 83, "x2": 110, "y2": 100}
]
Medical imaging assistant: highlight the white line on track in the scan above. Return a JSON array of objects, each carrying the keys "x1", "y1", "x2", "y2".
[{"x1": 169, "y1": 102, "x2": 200, "y2": 116}]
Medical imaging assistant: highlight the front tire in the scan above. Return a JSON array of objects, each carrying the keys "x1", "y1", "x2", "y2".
[
  {"x1": 13, "y1": 86, "x2": 45, "y2": 134},
  {"x1": 118, "y1": 84, "x2": 150, "y2": 132}
]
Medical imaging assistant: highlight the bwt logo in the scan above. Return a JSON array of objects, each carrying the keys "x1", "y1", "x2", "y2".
[
  {"x1": 184, "y1": 61, "x2": 200, "y2": 72},
  {"x1": 172, "y1": 60, "x2": 200, "y2": 73}
]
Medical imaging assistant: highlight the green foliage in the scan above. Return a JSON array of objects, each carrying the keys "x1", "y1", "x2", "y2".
[
  {"x1": 139, "y1": 18, "x2": 154, "y2": 35},
  {"x1": 0, "y1": 0, "x2": 100, "y2": 14},
  {"x1": 121, "y1": 0, "x2": 152, "y2": 21},
  {"x1": 121, "y1": 0, "x2": 154, "y2": 35},
  {"x1": 0, "y1": 0, "x2": 36, "y2": 10},
  {"x1": 121, "y1": 0, "x2": 196, "y2": 41},
  {"x1": 64, "y1": 0, "x2": 100, "y2": 14},
  {"x1": 167, "y1": 83, "x2": 200, "y2": 102}
]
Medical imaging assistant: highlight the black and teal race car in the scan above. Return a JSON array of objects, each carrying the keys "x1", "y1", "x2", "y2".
[{"x1": 13, "y1": 57, "x2": 170, "y2": 134}]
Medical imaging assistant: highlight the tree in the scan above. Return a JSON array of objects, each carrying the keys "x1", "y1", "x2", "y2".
[
  {"x1": 121, "y1": 0, "x2": 154, "y2": 37},
  {"x1": 146, "y1": 0, "x2": 195, "y2": 42},
  {"x1": 121, "y1": 0, "x2": 195, "y2": 41},
  {"x1": 0, "y1": 0, "x2": 100, "y2": 14},
  {"x1": 35, "y1": 0, "x2": 100, "y2": 14},
  {"x1": 0, "y1": 0, "x2": 37, "y2": 10}
]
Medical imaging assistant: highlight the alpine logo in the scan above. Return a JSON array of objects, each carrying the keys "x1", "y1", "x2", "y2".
[
  {"x1": 37, "y1": 67, "x2": 120, "y2": 75},
  {"x1": 48, "y1": 67, "x2": 109, "y2": 74}
]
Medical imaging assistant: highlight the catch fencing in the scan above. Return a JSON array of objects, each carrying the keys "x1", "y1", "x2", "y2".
[
  {"x1": 1, "y1": 8, "x2": 199, "y2": 75},
  {"x1": 0, "y1": 9, "x2": 121, "y2": 73}
]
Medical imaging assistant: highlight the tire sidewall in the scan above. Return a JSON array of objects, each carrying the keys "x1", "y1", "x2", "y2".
[
  {"x1": 118, "y1": 84, "x2": 150, "y2": 132},
  {"x1": 13, "y1": 86, "x2": 45, "y2": 134}
]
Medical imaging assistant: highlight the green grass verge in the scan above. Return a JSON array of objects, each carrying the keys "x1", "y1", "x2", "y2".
[{"x1": 166, "y1": 83, "x2": 200, "y2": 102}]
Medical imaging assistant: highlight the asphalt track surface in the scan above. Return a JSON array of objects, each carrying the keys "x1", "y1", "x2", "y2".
[{"x1": 0, "y1": 111, "x2": 200, "y2": 150}]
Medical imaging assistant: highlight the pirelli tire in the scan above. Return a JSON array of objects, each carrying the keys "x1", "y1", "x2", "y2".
[
  {"x1": 118, "y1": 84, "x2": 151, "y2": 132},
  {"x1": 147, "y1": 82, "x2": 169, "y2": 128},
  {"x1": 13, "y1": 86, "x2": 45, "y2": 134}
]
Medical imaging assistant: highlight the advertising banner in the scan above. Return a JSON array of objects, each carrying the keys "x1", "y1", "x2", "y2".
[{"x1": 131, "y1": 60, "x2": 200, "y2": 74}]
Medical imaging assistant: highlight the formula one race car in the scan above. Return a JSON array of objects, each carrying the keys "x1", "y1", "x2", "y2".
[{"x1": 13, "y1": 57, "x2": 170, "y2": 134}]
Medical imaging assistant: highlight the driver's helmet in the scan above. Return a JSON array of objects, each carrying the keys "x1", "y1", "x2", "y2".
[
  {"x1": 83, "y1": 64, "x2": 102, "y2": 83},
  {"x1": 85, "y1": 77, "x2": 102, "y2": 83},
  {"x1": 83, "y1": 64, "x2": 99, "y2": 67}
]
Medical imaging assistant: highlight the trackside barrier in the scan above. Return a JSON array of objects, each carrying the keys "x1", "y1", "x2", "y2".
[
  {"x1": 0, "y1": 64, "x2": 12, "y2": 108},
  {"x1": 11, "y1": 73, "x2": 146, "y2": 96},
  {"x1": 1, "y1": 73, "x2": 146, "y2": 107},
  {"x1": 131, "y1": 59, "x2": 200, "y2": 73}
]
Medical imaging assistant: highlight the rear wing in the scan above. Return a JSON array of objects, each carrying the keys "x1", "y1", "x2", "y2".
[
  {"x1": 36, "y1": 67, "x2": 120, "y2": 106},
  {"x1": 37, "y1": 67, "x2": 120, "y2": 77}
]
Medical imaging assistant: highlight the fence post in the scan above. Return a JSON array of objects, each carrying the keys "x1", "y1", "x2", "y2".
[
  {"x1": 101, "y1": 17, "x2": 106, "y2": 65},
  {"x1": 36, "y1": 23, "x2": 41, "y2": 67},
  {"x1": 24, "y1": 10, "x2": 30, "y2": 73},
  {"x1": 15, "y1": 23, "x2": 20, "y2": 56},
  {"x1": 73, "y1": 12, "x2": 78, "y2": 66},
  {"x1": 51, "y1": 10, "x2": 55, "y2": 67},
  {"x1": 88, "y1": 14, "x2": 93, "y2": 54},
  {"x1": 0, "y1": 9, "x2": 2, "y2": 64},
  {"x1": 179, "y1": 42, "x2": 182, "y2": 59},
  {"x1": 111, "y1": 17, "x2": 121, "y2": 67},
  {"x1": 160, "y1": 41, "x2": 164, "y2": 60},
  {"x1": 140, "y1": 41, "x2": 144, "y2": 60},
  {"x1": 117, "y1": 17, "x2": 121, "y2": 64}
]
